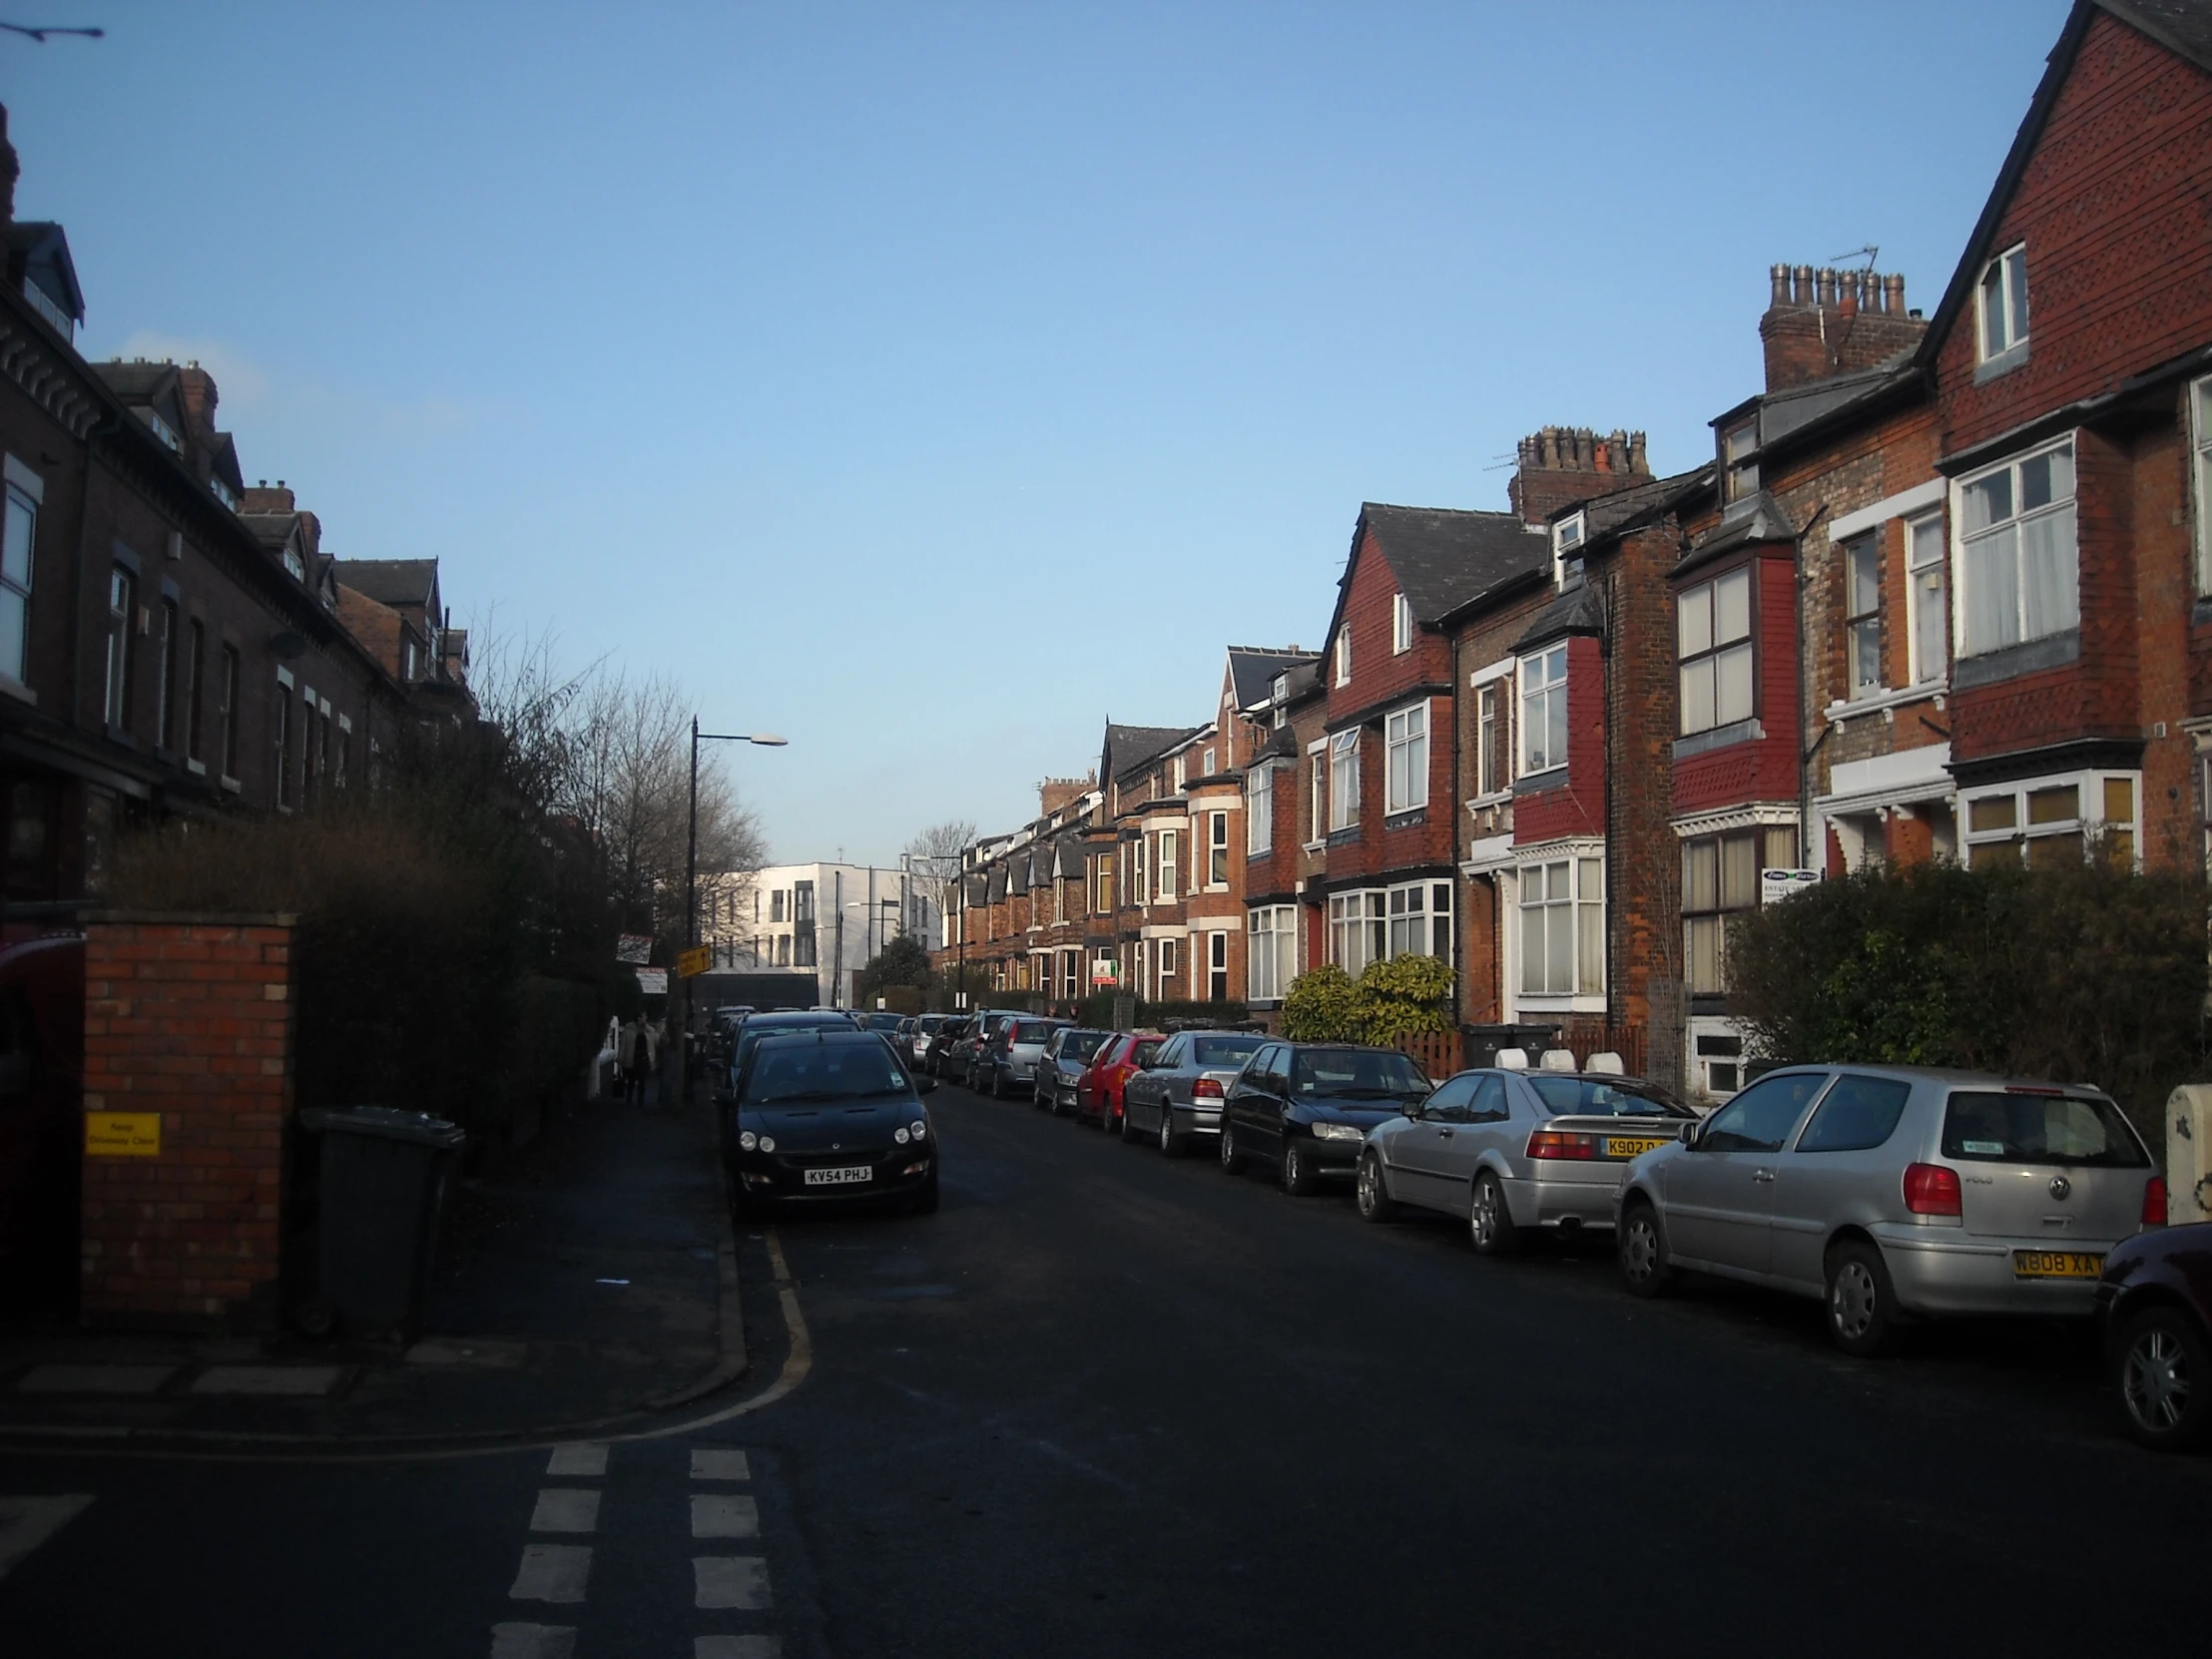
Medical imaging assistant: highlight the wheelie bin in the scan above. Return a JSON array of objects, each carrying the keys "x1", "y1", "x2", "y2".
[{"x1": 296, "y1": 1106, "x2": 467, "y2": 1342}]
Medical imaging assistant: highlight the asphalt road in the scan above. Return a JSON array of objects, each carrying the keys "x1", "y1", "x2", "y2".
[{"x1": 4, "y1": 1081, "x2": 2208, "y2": 1657}]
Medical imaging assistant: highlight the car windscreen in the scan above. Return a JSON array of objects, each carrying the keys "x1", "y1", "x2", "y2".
[
  {"x1": 1061, "y1": 1030, "x2": 1111, "y2": 1063},
  {"x1": 1292, "y1": 1050, "x2": 1429, "y2": 1098},
  {"x1": 1941, "y1": 1091, "x2": 2147, "y2": 1168},
  {"x1": 1191, "y1": 1035, "x2": 1264, "y2": 1068},
  {"x1": 1526, "y1": 1076, "x2": 1692, "y2": 1119},
  {"x1": 733, "y1": 1020, "x2": 848, "y2": 1068},
  {"x1": 859, "y1": 1013, "x2": 903, "y2": 1030},
  {"x1": 743, "y1": 1043, "x2": 910, "y2": 1104},
  {"x1": 1012, "y1": 1020, "x2": 1055, "y2": 1043}
]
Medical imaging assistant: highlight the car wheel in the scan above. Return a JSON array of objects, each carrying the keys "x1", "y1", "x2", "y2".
[
  {"x1": 1616, "y1": 1199, "x2": 1673, "y2": 1297},
  {"x1": 1356, "y1": 1151, "x2": 1396, "y2": 1223},
  {"x1": 1119, "y1": 1098, "x2": 1143, "y2": 1142},
  {"x1": 1158, "y1": 1104, "x2": 1186, "y2": 1158},
  {"x1": 1281, "y1": 1136, "x2": 1317, "y2": 1197},
  {"x1": 2111, "y1": 1305, "x2": 2211, "y2": 1451},
  {"x1": 1470, "y1": 1172, "x2": 1519, "y2": 1257},
  {"x1": 1220, "y1": 1120, "x2": 1246, "y2": 1175},
  {"x1": 1826, "y1": 1239, "x2": 1902, "y2": 1358},
  {"x1": 985, "y1": 1065, "x2": 1001, "y2": 1099}
]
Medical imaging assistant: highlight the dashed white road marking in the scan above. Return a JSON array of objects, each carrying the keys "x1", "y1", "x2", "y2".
[
  {"x1": 0, "y1": 1495, "x2": 96, "y2": 1579},
  {"x1": 545, "y1": 1443, "x2": 608, "y2": 1477},
  {"x1": 693, "y1": 1555, "x2": 772, "y2": 1610},
  {"x1": 696, "y1": 1636, "x2": 781, "y2": 1658},
  {"x1": 528, "y1": 1489, "x2": 602, "y2": 1534},
  {"x1": 489, "y1": 1622, "x2": 577, "y2": 1658},
  {"x1": 690, "y1": 1448, "x2": 751, "y2": 1481},
  {"x1": 690, "y1": 1494, "x2": 760, "y2": 1539},
  {"x1": 509, "y1": 1543, "x2": 593, "y2": 1603}
]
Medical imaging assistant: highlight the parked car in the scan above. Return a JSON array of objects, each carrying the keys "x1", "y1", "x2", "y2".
[
  {"x1": 1076, "y1": 1031, "x2": 1167, "y2": 1132},
  {"x1": 1613, "y1": 1065, "x2": 2164, "y2": 1357},
  {"x1": 947, "y1": 1010, "x2": 1022, "y2": 1086},
  {"x1": 924, "y1": 1015, "x2": 973, "y2": 1078},
  {"x1": 1219, "y1": 1041, "x2": 1431, "y2": 1194},
  {"x1": 728, "y1": 1028, "x2": 939, "y2": 1216},
  {"x1": 855, "y1": 1010, "x2": 911, "y2": 1063},
  {"x1": 1357, "y1": 1067, "x2": 1695, "y2": 1253},
  {"x1": 718, "y1": 1008, "x2": 858, "y2": 1105},
  {"x1": 973, "y1": 1015, "x2": 1068, "y2": 1098},
  {"x1": 1032, "y1": 1026, "x2": 1113, "y2": 1113},
  {"x1": 911, "y1": 1013, "x2": 954, "y2": 1072},
  {"x1": 1121, "y1": 1029, "x2": 1268, "y2": 1155},
  {"x1": 0, "y1": 933, "x2": 84, "y2": 1319},
  {"x1": 2095, "y1": 1219, "x2": 2206, "y2": 1450}
]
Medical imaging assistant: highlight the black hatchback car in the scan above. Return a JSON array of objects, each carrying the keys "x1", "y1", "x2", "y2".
[
  {"x1": 1219, "y1": 1041, "x2": 1432, "y2": 1195},
  {"x1": 717, "y1": 1009, "x2": 855, "y2": 1103},
  {"x1": 2095, "y1": 1216, "x2": 2208, "y2": 1450},
  {"x1": 728, "y1": 1029, "x2": 939, "y2": 1215}
]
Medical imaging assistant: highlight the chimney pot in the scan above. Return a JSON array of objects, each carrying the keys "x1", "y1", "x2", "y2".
[
  {"x1": 1816, "y1": 269, "x2": 1837, "y2": 306},
  {"x1": 1770, "y1": 263, "x2": 1790, "y2": 306},
  {"x1": 1886, "y1": 273, "x2": 1906, "y2": 315},
  {"x1": 1793, "y1": 265, "x2": 1813, "y2": 304}
]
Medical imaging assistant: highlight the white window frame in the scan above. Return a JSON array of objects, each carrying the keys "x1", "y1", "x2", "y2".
[
  {"x1": 0, "y1": 466, "x2": 37, "y2": 689},
  {"x1": 1475, "y1": 681, "x2": 1507, "y2": 799},
  {"x1": 1207, "y1": 810, "x2": 1230, "y2": 888},
  {"x1": 1328, "y1": 730, "x2": 1360, "y2": 831},
  {"x1": 1384, "y1": 878, "x2": 1452, "y2": 963},
  {"x1": 1201, "y1": 745, "x2": 1216, "y2": 776},
  {"x1": 1207, "y1": 928, "x2": 1230, "y2": 999},
  {"x1": 1961, "y1": 772, "x2": 2138, "y2": 869},
  {"x1": 1334, "y1": 626, "x2": 1351, "y2": 687},
  {"x1": 1390, "y1": 592, "x2": 1412, "y2": 655},
  {"x1": 1156, "y1": 829, "x2": 1177, "y2": 900},
  {"x1": 1976, "y1": 242, "x2": 2029, "y2": 362},
  {"x1": 1329, "y1": 889, "x2": 1385, "y2": 976},
  {"x1": 1156, "y1": 936, "x2": 1177, "y2": 999},
  {"x1": 1722, "y1": 419, "x2": 1759, "y2": 504},
  {"x1": 2193, "y1": 374, "x2": 2212, "y2": 595},
  {"x1": 1843, "y1": 534, "x2": 1882, "y2": 701},
  {"x1": 105, "y1": 564, "x2": 136, "y2": 730},
  {"x1": 1248, "y1": 904, "x2": 1298, "y2": 1001},
  {"x1": 1172, "y1": 754, "x2": 1186, "y2": 792},
  {"x1": 1516, "y1": 854, "x2": 1604, "y2": 1000},
  {"x1": 1384, "y1": 701, "x2": 1428, "y2": 814},
  {"x1": 1307, "y1": 746, "x2": 1327, "y2": 846},
  {"x1": 1906, "y1": 509, "x2": 1947, "y2": 686},
  {"x1": 1246, "y1": 766, "x2": 1274, "y2": 856},
  {"x1": 1678, "y1": 566, "x2": 1754, "y2": 735},
  {"x1": 1553, "y1": 511, "x2": 1586, "y2": 589},
  {"x1": 1519, "y1": 646, "x2": 1568, "y2": 776},
  {"x1": 1954, "y1": 435, "x2": 2077, "y2": 659},
  {"x1": 1132, "y1": 834, "x2": 1148, "y2": 905}
]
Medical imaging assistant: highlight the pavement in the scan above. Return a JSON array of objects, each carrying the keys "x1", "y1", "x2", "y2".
[
  {"x1": 0, "y1": 1088, "x2": 746, "y2": 1449},
  {"x1": 2, "y1": 1078, "x2": 2209, "y2": 1656}
]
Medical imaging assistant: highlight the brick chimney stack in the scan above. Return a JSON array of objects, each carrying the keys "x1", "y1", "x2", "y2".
[
  {"x1": 1039, "y1": 774, "x2": 1095, "y2": 817},
  {"x1": 1759, "y1": 263, "x2": 1928, "y2": 392},
  {"x1": 241, "y1": 481, "x2": 295, "y2": 514},
  {"x1": 176, "y1": 362, "x2": 220, "y2": 445},
  {"x1": 1507, "y1": 425, "x2": 1652, "y2": 525}
]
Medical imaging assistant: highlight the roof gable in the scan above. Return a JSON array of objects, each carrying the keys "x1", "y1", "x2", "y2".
[{"x1": 1357, "y1": 503, "x2": 1549, "y2": 626}]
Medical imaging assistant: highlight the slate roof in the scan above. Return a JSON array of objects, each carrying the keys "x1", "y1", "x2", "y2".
[
  {"x1": 1511, "y1": 583, "x2": 1608, "y2": 654},
  {"x1": 332, "y1": 558, "x2": 438, "y2": 609},
  {"x1": 1226, "y1": 646, "x2": 1317, "y2": 711},
  {"x1": 5, "y1": 222, "x2": 83, "y2": 319},
  {"x1": 1101, "y1": 723, "x2": 1199, "y2": 785},
  {"x1": 1357, "y1": 503, "x2": 1550, "y2": 625},
  {"x1": 236, "y1": 512, "x2": 298, "y2": 552},
  {"x1": 1673, "y1": 491, "x2": 1801, "y2": 580},
  {"x1": 2106, "y1": 0, "x2": 2212, "y2": 72},
  {"x1": 1056, "y1": 839, "x2": 1086, "y2": 878},
  {"x1": 91, "y1": 359, "x2": 178, "y2": 401},
  {"x1": 1574, "y1": 467, "x2": 1713, "y2": 545}
]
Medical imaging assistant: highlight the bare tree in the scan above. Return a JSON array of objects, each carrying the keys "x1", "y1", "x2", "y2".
[{"x1": 903, "y1": 818, "x2": 975, "y2": 945}]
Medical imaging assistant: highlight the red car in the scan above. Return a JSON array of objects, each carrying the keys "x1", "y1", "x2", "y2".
[
  {"x1": 0, "y1": 932, "x2": 85, "y2": 1320},
  {"x1": 1075, "y1": 1031, "x2": 1165, "y2": 1133}
]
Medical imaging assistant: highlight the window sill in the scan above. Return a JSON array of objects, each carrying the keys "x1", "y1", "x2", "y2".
[
  {"x1": 1973, "y1": 342, "x2": 2029, "y2": 384},
  {"x1": 220, "y1": 775, "x2": 242, "y2": 795},
  {"x1": 1464, "y1": 790, "x2": 1512, "y2": 813},
  {"x1": 185, "y1": 757, "x2": 207, "y2": 777},
  {"x1": 1326, "y1": 827, "x2": 1361, "y2": 846},
  {"x1": 1383, "y1": 807, "x2": 1427, "y2": 830},
  {"x1": 1302, "y1": 839, "x2": 1327, "y2": 854},
  {"x1": 1513, "y1": 766, "x2": 1569, "y2": 797},
  {"x1": 0, "y1": 674, "x2": 35, "y2": 707},
  {"x1": 1674, "y1": 719, "x2": 1765, "y2": 761},
  {"x1": 1825, "y1": 683, "x2": 1946, "y2": 725}
]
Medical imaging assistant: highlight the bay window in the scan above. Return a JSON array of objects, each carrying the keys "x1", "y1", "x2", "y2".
[
  {"x1": 1678, "y1": 567, "x2": 1753, "y2": 735},
  {"x1": 1330, "y1": 890, "x2": 1385, "y2": 976},
  {"x1": 1247, "y1": 766, "x2": 1273, "y2": 855},
  {"x1": 1958, "y1": 438, "x2": 2076, "y2": 656},
  {"x1": 1963, "y1": 774, "x2": 2136, "y2": 868},
  {"x1": 1518, "y1": 856, "x2": 1602, "y2": 997},
  {"x1": 1682, "y1": 828, "x2": 1795, "y2": 996},
  {"x1": 1386, "y1": 880, "x2": 1451, "y2": 961},
  {"x1": 1520, "y1": 647, "x2": 1567, "y2": 774},
  {"x1": 1384, "y1": 702, "x2": 1428, "y2": 814},
  {"x1": 1248, "y1": 905, "x2": 1298, "y2": 1001}
]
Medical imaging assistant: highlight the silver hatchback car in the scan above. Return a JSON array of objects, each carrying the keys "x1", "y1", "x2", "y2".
[
  {"x1": 1357, "y1": 1068, "x2": 1696, "y2": 1252},
  {"x1": 1614, "y1": 1065, "x2": 2163, "y2": 1355}
]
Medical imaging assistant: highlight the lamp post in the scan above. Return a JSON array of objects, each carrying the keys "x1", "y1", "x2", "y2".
[{"x1": 680, "y1": 717, "x2": 786, "y2": 1106}]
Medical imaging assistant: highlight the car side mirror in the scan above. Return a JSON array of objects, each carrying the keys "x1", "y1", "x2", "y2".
[
  {"x1": 1400, "y1": 1100, "x2": 1420, "y2": 1117},
  {"x1": 1679, "y1": 1119, "x2": 1701, "y2": 1149},
  {"x1": 917, "y1": 1075, "x2": 938, "y2": 1095}
]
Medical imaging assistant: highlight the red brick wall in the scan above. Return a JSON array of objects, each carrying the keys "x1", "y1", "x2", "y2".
[
  {"x1": 79, "y1": 912, "x2": 295, "y2": 1330},
  {"x1": 1671, "y1": 550, "x2": 1801, "y2": 814},
  {"x1": 1937, "y1": 12, "x2": 2212, "y2": 458}
]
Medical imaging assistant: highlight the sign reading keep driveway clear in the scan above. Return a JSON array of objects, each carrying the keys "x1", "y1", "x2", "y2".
[{"x1": 85, "y1": 1113, "x2": 161, "y2": 1157}]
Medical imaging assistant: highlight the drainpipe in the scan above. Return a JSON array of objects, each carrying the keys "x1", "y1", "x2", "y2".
[{"x1": 66, "y1": 412, "x2": 117, "y2": 728}]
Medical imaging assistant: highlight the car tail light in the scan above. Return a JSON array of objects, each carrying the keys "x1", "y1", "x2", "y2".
[
  {"x1": 1526, "y1": 1131, "x2": 1599, "y2": 1161},
  {"x1": 2144, "y1": 1177, "x2": 2167, "y2": 1227},
  {"x1": 1903, "y1": 1163, "x2": 1961, "y2": 1217},
  {"x1": 1194, "y1": 1078, "x2": 1224, "y2": 1099}
]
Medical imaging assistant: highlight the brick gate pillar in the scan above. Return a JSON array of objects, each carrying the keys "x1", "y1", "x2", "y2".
[{"x1": 79, "y1": 910, "x2": 298, "y2": 1330}]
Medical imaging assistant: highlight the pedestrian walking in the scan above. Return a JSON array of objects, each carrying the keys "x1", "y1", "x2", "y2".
[{"x1": 619, "y1": 1013, "x2": 649, "y2": 1107}]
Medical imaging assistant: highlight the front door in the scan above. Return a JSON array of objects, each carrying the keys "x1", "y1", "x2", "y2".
[
  {"x1": 1662, "y1": 1071, "x2": 1831, "y2": 1277},
  {"x1": 1387, "y1": 1074, "x2": 1478, "y2": 1211}
]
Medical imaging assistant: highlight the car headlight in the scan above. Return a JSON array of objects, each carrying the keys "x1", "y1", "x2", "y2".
[
  {"x1": 894, "y1": 1127, "x2": 910, "y2": 1144},
  {"x1": 739, "y1": 1130, "x2": 758, "y2": 1151},
  {"x1": 910, "y1": 1119, "x2": 928, "y2": 1139},
  {"x1": 757, "y1": 1135, "x2": 776, "y2": 1153},
  {"x1": 1311, "y1": 1121, "x2": 1365, "y2": 1142}
]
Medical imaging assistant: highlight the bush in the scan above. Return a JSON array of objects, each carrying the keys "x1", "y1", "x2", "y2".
[
  {"x1": 1280, "y1": 957, "x2": 1455, "y2": 1045},
  {"x1": 1727, "y1": 854, "x2": 2210, "y2": 1153},
  {"x1": 1282, "y1": 963, "x2": 1362, "y2": 1041}
]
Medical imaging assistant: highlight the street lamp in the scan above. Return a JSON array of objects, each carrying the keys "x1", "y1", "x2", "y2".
[{"x1": 680, "y1": 718, "x2": 786, "y2": 1105}]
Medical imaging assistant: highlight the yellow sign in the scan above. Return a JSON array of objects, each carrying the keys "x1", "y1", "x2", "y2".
[
  {"x1": 677, "y1": 945, "x2": 713, "y2": 979},
  {"x1": 86, "y1": 1112, "x2": 162, "y2": 1158}
]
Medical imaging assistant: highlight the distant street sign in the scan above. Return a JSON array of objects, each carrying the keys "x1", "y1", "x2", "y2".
[
  {"x1": 616, "y1": 933, "x2": 653, "y2": 965},
  {"x1": 677, "y1": 945, "x2": 713, "y2": 979},
  {"x1": 636, "y1": 967, "x2": 669, "y2": 995}
]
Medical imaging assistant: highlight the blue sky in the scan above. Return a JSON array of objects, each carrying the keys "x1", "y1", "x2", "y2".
[{"x1": 3, "y1": 1, "x2": 2071, "y2": 863}]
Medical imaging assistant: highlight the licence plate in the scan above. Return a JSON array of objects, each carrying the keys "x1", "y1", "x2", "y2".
[
  {"x1": 804, "y1": 1165, "x2": 873, "y2": 1187},
  {"x1": 1605, "y1": 1137, "x2": 1669, "y2": 1159},
  {"x1": 2011, "y1": 1249, "x2": 2103, "y2": 1280}
]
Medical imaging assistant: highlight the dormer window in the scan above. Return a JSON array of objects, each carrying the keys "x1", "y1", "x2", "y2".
[
  {"x1": 1271, "y1": 672, "x2": 1288, "y2": 729},
  {"x1": 1722, "y1": 420, "x2": 1759, "y2": 504},
  {"x1": 282, "y1": 542, "x2": 305, "y2": 582},
  {"x1": 1553, "y1": 513, "x2": 1586, "y2": 590},
  {"x1": 1977, "y1": 243, "x2": 2029, "y2": 362},
  {"x1": 210, "y1": 476, "x2": 237, "y2": 510},
  {"x1": 146, "y1": 409, "x2": 182, "y2": 453},
  {"x1": 1390, "y1": 592, "x2": 1412, "y2": 654}
]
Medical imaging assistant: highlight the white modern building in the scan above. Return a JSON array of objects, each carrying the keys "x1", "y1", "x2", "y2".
[{"x1": 701, "y1": 861, "x2": 933, "y2": 1009}]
